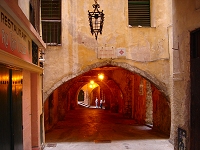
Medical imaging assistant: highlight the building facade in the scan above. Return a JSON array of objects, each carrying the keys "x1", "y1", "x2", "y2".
[
  {"x1": 43, "y1": 0, "x2": 173, "y2": 144},
  {"x1": 1, "y1": 0, "x2": 200, "y2": 150},
  {"x1": 42, "y1": 0, "x2": 200, "y2": 150},
  {"x1": 0, "y1": 0, "x2": 46, "y2": 150}
]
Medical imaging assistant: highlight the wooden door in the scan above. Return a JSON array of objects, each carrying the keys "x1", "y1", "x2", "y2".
[
  {"x1": 0, "y1": 66, "x2": 11, "y2": 150},
  {"x1": 190, "y1": 28, "x2": 200, "y2": 150},
  {"x1": 12, "y1": 69, "x2": 23, "y2": 150}
]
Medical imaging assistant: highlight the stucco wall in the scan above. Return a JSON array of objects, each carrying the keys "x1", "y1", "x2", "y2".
[
  {"x1": 18, "y1": 0, "x2": 29, "y2": 19},
  {"x1": 22, "y1": 70, "x2": 32, "y2": 150},
  {"x1": 31, "y1": 73, "x2": 43, "y2": 148},
  {"x1": 171, "y1": 0, "x2": 200, "y2": 148},
  {"x1": 43, "y1": 0, "x2": 172, "y2": 100}
]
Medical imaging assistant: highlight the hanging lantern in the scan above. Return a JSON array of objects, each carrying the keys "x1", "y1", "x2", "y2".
[{"x1": 88, "y1": 0, "x2": 105, "y2": 40}]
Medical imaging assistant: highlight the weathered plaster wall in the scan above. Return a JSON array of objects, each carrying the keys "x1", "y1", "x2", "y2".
[
  {"x1": 172, "y1": 0, "x2": 200, "y2": 148},
  {"x1": 146, "y1": 81, "x2": 153, "y2": 124},
  {"x1": 134, "y1": 75, "x2": 147, "y2": 124},
  {"x1": 43, "y1": 0, "x2": 172, "y2": 100}
]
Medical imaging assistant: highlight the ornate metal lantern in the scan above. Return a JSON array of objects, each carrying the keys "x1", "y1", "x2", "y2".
[{"x1": 88, "y1": 0, "x2": 104, "y2": 40}]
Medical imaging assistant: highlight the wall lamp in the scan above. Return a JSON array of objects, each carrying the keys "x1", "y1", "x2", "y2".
[{"x1": 88, "y1": 0, "x2": 105, "y2": 40}]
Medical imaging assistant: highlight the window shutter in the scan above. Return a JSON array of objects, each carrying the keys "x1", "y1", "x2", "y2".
[
  {"x1": 41, "y1": 0, "x2": 61, "y2": 20},
  {"x1": 41, "y1": 0, "x2": 61, "y2": 45},
  {"x1": 128, "y1": 0, "x2": 150, "y2": 27},
  {"x1": 42, "y1": 21, "x2": 61, "y2": 45}
]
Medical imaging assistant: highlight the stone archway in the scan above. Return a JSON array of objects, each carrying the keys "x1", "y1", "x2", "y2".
[
  {"x1": 44, "y1": 61, "x2": 168, "y2": 102},
  {"x1": 44, "y1": 61, "x2": 171, "y2": 135}
]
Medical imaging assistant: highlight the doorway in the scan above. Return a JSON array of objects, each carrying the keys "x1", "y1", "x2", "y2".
[
  {"x1": 0, "y1": 64, "x2": 23, "y2": 150},
  {"x1": 190, "y1": 28, "x2": 200, "y2": 150}
]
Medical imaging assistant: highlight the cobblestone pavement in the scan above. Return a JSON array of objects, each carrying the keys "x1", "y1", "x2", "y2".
[{"x1": 44, "y1": 107, "x2": 173, "y2": 150}]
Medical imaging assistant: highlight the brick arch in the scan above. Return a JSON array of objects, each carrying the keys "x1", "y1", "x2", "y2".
[{"x1": 44, "y1": 61, "x2": 168, "y2": 101}]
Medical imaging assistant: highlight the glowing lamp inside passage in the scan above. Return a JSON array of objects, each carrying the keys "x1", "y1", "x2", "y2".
[
  {"x1": 90, "y1": 80, "x2": 94, "y2": 84},
  {"x1": 98, "y1": 73, "x2": 104, "y2": 80}
]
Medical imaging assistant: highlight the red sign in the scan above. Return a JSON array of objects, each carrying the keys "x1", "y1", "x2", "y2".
[{"x1": 0, "y1": 7, "x2": 32, "y2": 62}]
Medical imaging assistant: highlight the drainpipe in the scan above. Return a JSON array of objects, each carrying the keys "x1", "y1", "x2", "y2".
[{"x1": 39, "y1": 48, "x2": 45, "y2": 149}]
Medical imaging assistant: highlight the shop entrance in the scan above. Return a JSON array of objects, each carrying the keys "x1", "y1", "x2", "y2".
[{"x1": 0, "y1": 64, "x2": 23, "y2": 150}]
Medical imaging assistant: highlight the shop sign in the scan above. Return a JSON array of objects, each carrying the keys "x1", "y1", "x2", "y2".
[{"x1": 0, "y1": 7, "x2": 32, "y2": 62}]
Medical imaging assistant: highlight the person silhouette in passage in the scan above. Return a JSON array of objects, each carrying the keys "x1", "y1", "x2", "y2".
[
  {"x1": 100, "y1": 99, "x2": 103, "y2": 109},
  {"x1": 95, "y1": 97, "x2": 98, "y2": 108}
]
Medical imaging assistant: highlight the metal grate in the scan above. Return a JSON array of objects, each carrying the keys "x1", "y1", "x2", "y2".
[
  {"x1": 46, "y1": 143, "x2": 57, "y2": 147},
  {"x1": 41, "y1": 0, "x2": 61, "y2": 45},
  {"x1": 32, "y1": 41, "x2": 38, "y2": 65},
  {"x1": 41, "y1": 0, "x2": 61, "y2": 20},
  {"x1": 42, "y1": 21, "x2": 61, "y2": 45},
  {"x1": 178, "y1": 128, "x2": 186, "y2": 150}
]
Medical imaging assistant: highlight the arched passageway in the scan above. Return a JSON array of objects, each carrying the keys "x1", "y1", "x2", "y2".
[
  {"x1": 44, "y1": 65, "x2": 171, "y2": 137},
  {"x1": 44, "y1": 108, "x2": 173, "y2": 150}
]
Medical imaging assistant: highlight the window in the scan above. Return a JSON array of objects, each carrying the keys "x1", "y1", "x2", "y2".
[
  {"x1": 29, "y1": 0, "x2": 40, "y2": 33},
  {"x1": 128, "y1": 0, "x2": 150, "y2": 27},
  {"x1": 41, "y1": 0, "x2": 61, "y2": 45},
  {"x1": 32, "y1": 41, "x2": 38, "y2": 65}
]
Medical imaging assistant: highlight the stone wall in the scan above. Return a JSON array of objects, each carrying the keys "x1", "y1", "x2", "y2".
[
  {"x1": 133, "y1": 75, "x2": 147, "y2": 124},
  {"x1": 146, "y1": 81, "x2": 153, "y2": 124}
]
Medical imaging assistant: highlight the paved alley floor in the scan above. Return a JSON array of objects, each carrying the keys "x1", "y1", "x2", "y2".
[{"x1": 44, "y1": 107, "x2": 173, "y2": 150}]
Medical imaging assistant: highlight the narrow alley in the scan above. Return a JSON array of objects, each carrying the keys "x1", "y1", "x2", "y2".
[
  {"x1": 44, "y1": 106, "x2": 173, "y2": 150},
  {"x1": 1, "y1": 0, "x2": 200, "y2": 149}
]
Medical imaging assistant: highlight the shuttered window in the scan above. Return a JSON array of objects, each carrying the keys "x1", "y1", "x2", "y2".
[
  {"x1": 128, "y1": 0, "x2": 150, "y2": 27},
  {"x1": 41, "y1": 0, "x2": 61, "y2": 45}
]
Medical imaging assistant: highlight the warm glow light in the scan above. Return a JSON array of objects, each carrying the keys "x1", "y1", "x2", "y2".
[
  {"x1": 90, "y1": 80, "x2": 94, "y2": 84},
  {"x1": 98, "y1": 73, "x2": 104, "y2": 80},
  {"x1": 89, "y1": 80, "x2": 95, "y2": 88}
]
